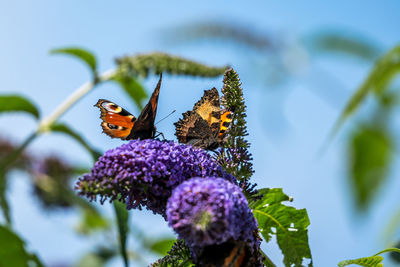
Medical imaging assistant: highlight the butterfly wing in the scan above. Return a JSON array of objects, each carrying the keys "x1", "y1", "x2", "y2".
[
  {"x1": 174, "y1": 111, "x2": 216, "y2": 149},
  {"x1": 192, "y1": 88, "x2": 221, "y2": 136},
  {"x1": 218, "y1": 110, "x2": 233, "y2": 139},
  {"x1": 175, "y1": 88, "x2": 226, "y2": 149},
  {"x1": 94, "y1": 99, "x2": 136, "y2": 140},
  {"x1": 128, "y1": 73, "x2": 162, "y2": 139}
]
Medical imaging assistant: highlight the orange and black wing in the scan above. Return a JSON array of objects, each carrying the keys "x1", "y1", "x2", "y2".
[
  {"x1": 218, "y1": 110, "x2": 233, "y2": 139},
  {"x1": 128, "y1": 73, "x2": 162, "y2": 139},
  {"x1": 175, "y1": 88, "x2": 224, "y2": 150},
  {"x1": 174, "y1": 111, "x2": 216, "y2": 148},
  {"x1": 94, "y1": 99, "x2": 136, "y2": 140},
  {"x1": 192, "y1": 88, "x2": 221, "y2": 136}
]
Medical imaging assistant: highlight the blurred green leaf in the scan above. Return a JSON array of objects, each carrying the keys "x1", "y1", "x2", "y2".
[
  {"x1": 114, "y1": 201, "x2": 130, "y2": 267},
  {"x1": 306, "y1": 31, "x2": 381, "y2": 61},
  {"x1": 0, "y1": 225, "x2": 44, "y2": 267},
  {"x1": 332, "y1": 45, "x2": 400, "y2": 134},
  {"x1": 0, "y1": 134, "x2": 37, "y2": 225},
  {"x1": 75, "y1": 253, "x2": 106, "y2": 267},
  {"x1": 348, "y1": 126, "x2": 392, "y2": 211},
  {"x1": 76, "y1": 207, "x2": 110, "y2": 235},
  {"x1": 251, "y1": 188, "x2": 313, "y2": 267},
  {"x1": 0, "y1": 95, "x2": 39, "y2": 119},
  {"x1": 146, "y1": 238, "x2": 176, "y2": 256},
  {"x1": 164, "y1": 21, "x2": 274, "y2": 50},
  {"x1": 49, "y1": 123, "x2": 102, "y2": 161},
  {"x1": 113, "y1": 73, "x2": 147, "y2": 110},
  {"x1": 51, "y1": 47, "x2": 97, "y2": 76},
  {"x1": 338, "y1": 248, "x2": 400, "y2": 267},
  {"x1": 390, "y1": 242, "x2": 400, "y2": 263}
]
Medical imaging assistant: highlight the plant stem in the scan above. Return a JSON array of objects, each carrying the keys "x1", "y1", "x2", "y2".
[
  {"x1": 0, "y1": 132, "x2": 37, "y2": 173},
  {"x1": 113, "y1": 201, "x2": 130, "y2": 267},
  {"x1": 38, "y1": 69, "x2": 116, "y2": 133}
]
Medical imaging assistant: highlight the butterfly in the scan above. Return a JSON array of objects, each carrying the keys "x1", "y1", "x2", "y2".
[
  {"x1": 95, "y1": 73, "x2": 162, "y2": 140},
  {"x1": 195, "y1": 240, "x2": 248, "y2": 267},
  {"x1": 174, "y1": 87, "x2": 232, "y2": 150}
]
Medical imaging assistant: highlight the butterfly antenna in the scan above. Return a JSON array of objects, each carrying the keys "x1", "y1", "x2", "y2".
[{"x1": 155, "y1": 110, "x2": 176, "y2": 125}]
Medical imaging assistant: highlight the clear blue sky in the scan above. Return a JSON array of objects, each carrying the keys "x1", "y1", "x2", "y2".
[{"x1": 1, "y1": 1, "x2": 400, "y2": 266}]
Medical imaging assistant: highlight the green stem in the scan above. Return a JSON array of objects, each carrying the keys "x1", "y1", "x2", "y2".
[
  {"x1": 0, "y1": 132, "x2": 37, "y2": 226},
  {"x1": 0, "y1": 132, "x2": 38, "y2": 173},
  {"x1": 113, "y1": 201, "x2": 130, "y2": 267},
  {"x1": 38, "y1": 69, "x2": 116, "y2": 133},
  {"x1": 0, "y1": 69, "x2": 116, "y2": 171}
]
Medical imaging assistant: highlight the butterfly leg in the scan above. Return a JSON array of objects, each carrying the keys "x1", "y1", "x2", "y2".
[{"x1": 155, "y1": 131, "x2": 166, "y2": 140}]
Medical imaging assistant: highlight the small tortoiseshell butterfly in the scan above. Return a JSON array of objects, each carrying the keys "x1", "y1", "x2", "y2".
[
  {"x1": 95, "y1": 73, "x2": 162, "y2": 140},
  {"x1": 196, "y1": 240, "x2": 248, "y2": 266},
  {"x1": 174, "y1": 88, "x2": 232, "y2": 150}
]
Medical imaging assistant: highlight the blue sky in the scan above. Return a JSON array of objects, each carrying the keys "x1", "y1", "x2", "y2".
[{"x1": 1, "y1": 1, "x2": 400, "y2": 266}]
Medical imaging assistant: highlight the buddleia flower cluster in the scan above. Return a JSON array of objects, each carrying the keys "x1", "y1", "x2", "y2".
[
  {"x1": 76, "y1": 139, "x2": 235, "y2": 216},
  {"x1": 167, "y1": 177, "x2": 263, "y2": 266}
]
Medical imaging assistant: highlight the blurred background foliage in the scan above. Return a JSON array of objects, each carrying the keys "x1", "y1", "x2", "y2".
[{"x1": 1, "y1": 1, "x2": 400, "y2": 266}]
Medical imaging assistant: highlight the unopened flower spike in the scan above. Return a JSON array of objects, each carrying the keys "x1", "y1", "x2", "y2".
[{"x1": 218, "y1": 68, "x2": 257, "y2": 195}]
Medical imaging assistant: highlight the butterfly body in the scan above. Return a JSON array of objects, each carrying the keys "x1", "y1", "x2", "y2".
[
  {"x1": 174, "y1": 88, "x2": 232, "y2": 150},
  {"x1": 95, "y1": 74, "x2": 162, "y2": 140}
]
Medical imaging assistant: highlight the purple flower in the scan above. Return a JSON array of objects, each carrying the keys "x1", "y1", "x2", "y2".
[
  {"x1": 166, "y1": 177, "x2": 258, "y2": 248},
  {"x1": 75, "y1": 139, "x2": 234, "y2": 216}
]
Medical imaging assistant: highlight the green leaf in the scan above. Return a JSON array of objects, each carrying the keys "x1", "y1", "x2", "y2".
[
  {"x1": 75, "y1": 253, "x2": 106, "y2": 267},
  {"x1": 146, "y1": 238, "x2": 176, "y2": 255},
  {"x1": 113, "y1": 73, "x2": 147, "y2": 110},
  {"x1": 164, "y1": 22, "x2": 273, "y2": 50},
  {"x1": 74, "y1": 246, "x2": 116, "y2": 267},
  {"x1": 75, "y1": 207, "x2": 110, "y2": 235},
  {"x1": 0, "y1": 95, "x2": 39, "y2": 119},
  {"x1": 338, "y1": 248, "x2": 400, "y2": 267},
  {"x1": 251, "y1": 188, "x2": 312, "y2": 267},
  {"x1": 348, "y1": 126, "x2": 392, "y2": 211},
  {"x1": 305, "y1": 31, "x2": 381, "y2": 61},
  {"x1": 332, "y1": 44, "x2": 400, "y2": 135},
  {"x1": 249, "y1": 188, "x2": 290, "y2": 209},
  {"x1": 49, "y1": 123, "x2": 102, "y2": 161},
  {"x1": 0, "y1": 225, "x2": 44, "y2": 267},
  {"x1": 338, "y1": 256, "x2": 383, "y2": 267},
  {"x1": 114, "y1": 201, "x2": 130, "y2": 267},
  {"x1": 50, "y1": 47, "x2": 97, "y2": 76},
  {"x1": 260, "y1": 250, "x2": 277, "y2": 267}
]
